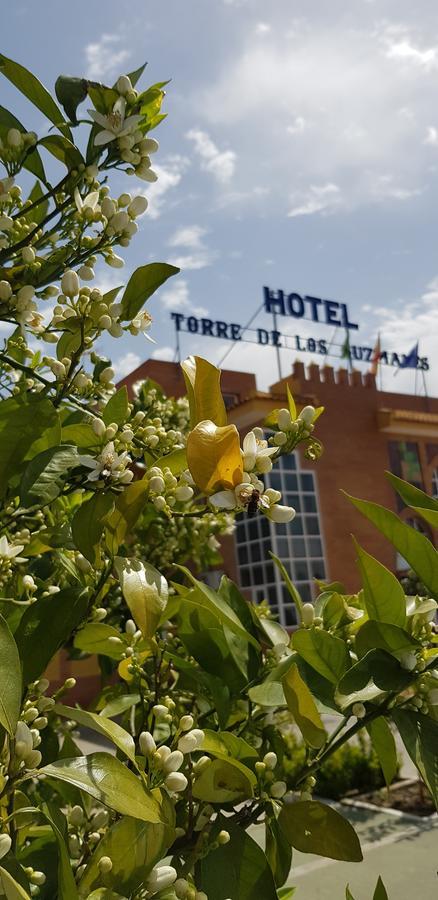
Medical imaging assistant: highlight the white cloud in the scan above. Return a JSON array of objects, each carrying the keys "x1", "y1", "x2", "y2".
[
  {"x1": 186, "y1": 129, "x2": 236, "y2": 184},
  {"x1": 424, "y1": 126, "x2": 438, "y2": 146},
  {"x1": 113, "y1": 351, "x2": 141, "y2": 379},
  {"x1": 159, "y1": 278, "x2": 208, "y2": 317},
  {"x1": 288, "y1": 183, "x2": 341, "y2": 218},
  {"x1": 151, "y1": 346, "x2": 175, "y2": 361},
  {"x1": 167, "y1": 224, "x2": 217, "y2": 270},
  {"x1": 84, "y1": 34, "x2": 130, "y2": 81},
  {"x1": 255, "y1": 22, "x2": 271, "y2": 35},
  {"x1": 194, "y1": 22, "x2": 438, "y2": 213},
  {"x1": 139, "y1": 156, "x2": 190, "y2": 220},
  {"x1": 385, "y1": 39, "x2": 438, "y2": 69}
]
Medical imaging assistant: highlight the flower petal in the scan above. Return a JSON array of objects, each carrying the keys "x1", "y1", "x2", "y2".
[
  {"x1": 88, "y1": 109, "x2": 109, "y2": 128},
  {"x1": 209, "y1": 490, "x2": 237, "y2": 510},
  {"x1": 94, "y1": 130, "x2": 116, "y2": 147}
]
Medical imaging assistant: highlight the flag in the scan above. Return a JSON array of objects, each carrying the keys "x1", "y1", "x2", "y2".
[
  {"x1": 341, "y1": 330, "x2": 351, "y2": 361},
  {"x1": 370, "y1": 334, "x2": 381, "y2": 376},
  {"x1": 399, "y1": 342, "x2": 419, "y2": 370}
]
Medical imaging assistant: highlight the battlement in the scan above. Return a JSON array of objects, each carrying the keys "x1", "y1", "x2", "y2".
[{"x1": 270, "y1": 360, "x2": 377, "y2": 395}]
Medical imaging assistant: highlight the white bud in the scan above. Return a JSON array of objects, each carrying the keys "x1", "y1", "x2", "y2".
[
  {"x1": 298, "y1": 405, "x2": 316, "y2": 427},
  {"x1": 0, "y1": 280, "x2": 12, "y2": 301},
  {"x1": 274, "y1": 431, "x2": 287, "y2": 446},
  {"x1": 101, "y1": 197, "x2": 117, "y2": 219},
  {"x1": 69, "y1": 805, "x2": 85, "y2": 826},
  {"x1": 92, "y1": 418, "x2": 106, "y2": 437},
  {"x1": 0, "y1": 834, "x2": 11, "y2": 859},
  {"x1": 98, "y1": 856, "x2": 113, "y2": 874},
  {"x1": 149, "y1": 475, "x2": 165, "y2": 493},
  {"x1": 106, "y1": 253, "x2": 124, "y2": 268},
  {"x1": 164, "y1": 750, "x2": 184, "y2": 773},
  {"x1": 24, "y1": 749, "x2": 42, "y2": 769},
  {"x1": 301, "y1": 603, "x2": 315, "y2": 626},
  {"x1": 61, "y1": 269, "x2": 80, "y2": 297},
  {"x1": 17, "y1": 284, "x2": 35, "y2": 303},
  {"x1": 165, "y1": 771, "x2": 188, "y2": 792},
  {"x1": 116, "y1": 75, "x2": 133, "y2": 95},
  {"x1": 270, "y1": 780, "x2": 287, "y2": 799},
  {"x1": 99, "y1": 366, "x2": 115, "y2": 384},
  {"x1": 22, "y1": 246, "x2": 36, "y2": 264},
  {"x1": 195, "y1": 893, "x2": 208, "y2": 900},
  {"x1": 179, "y1": 714, "x2": 194, "y2": 731},
  {"x1": 30, "y1": 871, "x2": 46, "y2": 886},
  {"x1": 22, "y1": 575, "x2": 36, "y2": 591},
  {"x1": 125, "y1": 618, "x2": 136, "y2": 636},
  {"x1": 128, "y1": 195, "x2": 148, "y2": 217},
  {"x1": 105, "y1": 424, "x2": 118, "y2": 440},
  {"x1": 78, "y1": 265, "x2": 94, "y2": 281},
  {"x1": 175, "y1": 878, "x2": 189, "y2": 898},
  {"x1": 263, "y1": 751, "x2": 278, "y2": 770},
  {"x1": 175, "y1": 484, "x2": 194, "y2": 502},
  {"x1": 352, "y1": 702, "x2": 366, "y2": 719},
  {"x1": 139, "y1": 731, "x2": 156, "y2": 755},
  {"x1": 218, "y1": 829, "x2": 230, "y2": 845},
  {"x1": 147, "y1": 865, "x2": 177, "y2": 892},
  {"x1": 7, "y1": 128, "x2": 22, "y2": 147},
  {"x1": 152, "y1": 704, "x2": 168, "y2": 719},
  {"x1": 277, "y1": 408, "x2": 293, "y2": 431}
]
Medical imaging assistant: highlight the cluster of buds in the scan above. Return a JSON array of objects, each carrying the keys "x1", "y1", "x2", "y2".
[
  {"x1": 67, "y1": 804, "x2": 109, "y2": 876},
  {"x1": 138, "y1": 711, "x2": 206, "y2": 796},
  {"x1": 146, "y1": 466, "x2": 195, "y2": 514},
  {"x1": 0, "y1": 280, "x2": 41, "y2": 327},
  {"x1": 0, "y1": 534, "x2": 27, "y2": 587},
  {"x1": 268, "y1": 404, "x2": 323, "y2": 462},
  {"x1": 11, "y1": 721, "x2": 43, "y2": 772},
  {"x1": 255, "y1": 751, "x2": 287, "y2": 800},
  {"x1": 0, "y1": 129, "x2": 37, "y2": 173}
]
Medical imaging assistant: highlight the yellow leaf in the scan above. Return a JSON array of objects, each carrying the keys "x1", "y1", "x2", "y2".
[
  {"x1": 118, "y1": 649, "x2": 151, "y2": 682},
  {"x1": 187, "y1": 420, "x2": 243, "y2": 493},
  {"x1": 287, "y1": 384, "x2": 297, "y2": 421},
  {"x1": 181, "y1": 356, "x2": 227, "y2": 427},
  {"x1": 282, "y1": 663, "x2": 326, "y2": 749},
  {"x1": 115, "y1": 557, "x2": 168, "y2": 640}
]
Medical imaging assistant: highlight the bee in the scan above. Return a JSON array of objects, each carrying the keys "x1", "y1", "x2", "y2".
[{"x1": 247, "y1": 489, "x2": 260, "y2": 518}]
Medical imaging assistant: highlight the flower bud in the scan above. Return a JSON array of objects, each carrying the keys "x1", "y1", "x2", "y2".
[
  {"x1": 23, "y1": 575, "x2": 36, "y2": 592},
  {"x1": 175, "y1": 484, "x2": 194, "y2": 502},
  {"x1": 277, "y1": 408, "x2": 292, "y2": 431},
  {"x1": 152, "y1": 704, "x2": 168, "y2": 719},
  {"x1": 0, "y1": 834, "x2": 11, "y2": 859},
  {"x1": 69, "y1": 805, "x2": 85, "y2": 826},
  {"x1": 149, "y1": 475, "x2": 165, "y2": 493},
  {"x1": 116, "y1": 75, "x2": 133, "y2": 95},
  {"x1": 263, "y1": 751, "x2": 277, "y2": 770},
  {"x1": 128, "y1": 195, "x2": 148, "y2": 217},
  {"x1": 273, "y1": 431, "x2": 287, "y2": 446},
  {"x1": 101, "y1": 197, "x2": 117, "y2": 219},
  {"x1": 218, "y1": 829, "x2": 230, "y2": 845},
  {"x1": 179, "y1": 714, "x2": 194, "y2": 731},
  {"x1": 61, "y1": 269, "x2": 80, "y2": 297},
  {"x1": 99, "y1": 366, "x2": 115, "y2": 384},
  {"x1": 164, "y1": 750, "x2": 184, "y2": 773},
  {"x1": 78, "y1": 265, "x2": 94, "y2": 281},
  {"x1": 7, "y1": 128, "x2": 22, "y2": 147},
  {"x1": 0, "y1": 280, "x2": 12, "y2": 301},
  {"x1": 175, "y1": 878, "x2": 189, "y2": 898},
  {"x1": 64, "y1": 677, "x2": 76, "y2": 690},
  {"x1": 255, "y1": 761, "x2": 266, "y2": 776},
  {"x1": 22, "y1": 246, "x2": 36, "y2": 264},
  {"x1": 165, "y1": 771, "x2": 188, "y2": 792},
  {"x1": 98, "y1": 856, "x2": 113, "y2": 874},
  {"x1": 30, "y1": 871, "x2": 46, "y2": 886},
  {"x1": 146, "y1": 865, "x2": 177, "y2": 892},
  {"x1": 298, "y1": 405, "x2": 316, "y2": 427},
  {"x1": 352, "y1": 702, "x2": 366, "y2": 719},
  {"x1": 270, "y1": 780, "x2": 287, "y2": 799},
  {"x1": 92, "y1": 418, "x2": 106, "y2": 437},
  {"x1": 139, "y1": 731, "x2": 156, "y2": 755},
  {"x1": 106, "y1": 253, "x2": 124, "y2": 268},
  {"x1": 24, "y1": 749, "x2": 42, "y2": 769},
  {"x1": 301, "y1": 602, "x2": 315, "y2": 627}
]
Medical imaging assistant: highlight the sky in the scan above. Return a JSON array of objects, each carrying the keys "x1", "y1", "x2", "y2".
[{"x1": 3, "y1": 0, "x2": 438, "y2": 396}]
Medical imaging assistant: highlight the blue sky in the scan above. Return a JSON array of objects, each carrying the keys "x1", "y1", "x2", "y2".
[{"x1": 3, "y1": 0, "x2": 438, "y2": 394}]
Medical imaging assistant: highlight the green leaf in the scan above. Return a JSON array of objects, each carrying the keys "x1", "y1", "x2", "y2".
[
  {"x1": 248, "y1": 681, "x2": 286, "y2": 707},
  {"x1": 72, "y1": 492, "x2": 115, "y2": 565},
  {"x1": 125, "y1": 63, "x2": 148, "y2": 87},
  {"x1": 115, "y1": 557, "x2": 168, "y2": 640},
  {"x1": 392, "y1": 709, "x2": 438, "y2": 808},
  {"x1": 279, "y1": 801, "x2": 362, "y2": 862},
  {"x1": 55, "y1": 75, "x2": 88, "y2": 124},
  {"x1": 42, "y1": 804, "x2": 79, "y2": 899},
  {"x1": 0, "y1": 867, "x2": 31, "y2": 900},
  {"x1": 386, "y1": 471, "x2": 438, "y2": 528},
  {"x1": 54, "y1": 705, "x2": 136, "y2": 763},
  {"x1": 199, "y1": 730, "x2": 258, "y2": 766},
  {"x1": 38, "y1": 134, "x2": 83, "y2": 169},
  {"x1": 266, "y1": 816, "x2": 292, "y2": 888},
  {"x1": 355, "y1": 621, "x2": 418, "y2": 660},
  {"x1": 56, "y1": 318, "x2": 85, "y2": 360},
  {"x1": 77, "y1": 809, "x2": 175, "y2": 898},
  {"x1": 74, "y1": 623, "x2": 127, "y2": 659},
  {"x1": 270, "y1": 554, "x2": 304, "y2": 622},
  {"x1": 282, "y1": 663, "x2": 326, "y2": 748},
  {"x1": 0, "y1": 396, "x2": 59, "y2": 497},
  {"x1": 154, "y1": 447, "x2": 187, "y2": 476},
  {"x1": 373, "y1": 876, "x2": 389, "y2": 900},
  {"x1": 0, "y1": 53, "x2": 71, "y2": 139},
  {"x1": 23, "y1": 180, "x2": 48, "y2": 225},
  {"x1": 192, "y1": 757, "x2": 255, "y2": 804},
  {"x1": 367, "y1": 719, "x2": 398, "y2": 787},
  {"x1": 42, "y1": 753, "x2": 169, "y2": 823},
  {"x1": 286, "y1": 383, "x2": 297, "y2": 421},
  {"x1": 292, "y1": 628, "x2": 349, "y2": 683},
  {"x1": 197, "y1": 816, "x2": 277, "y2": 900},
  {"x1": 0, "y1": 615, "x2": 21, "y2": 735},
  {"x1": 105, "y1": 479, "x2": 149, "y2": 555},
  {"x1": 345, "y1": 888, "x2": 356, "y2": 900},
  {"x1": 346, "y1": 492, "x2": 438, "y2": 596},
  {"x1": 119, "y1": 262, "x2": 179, "y2": 321},
  {"x1": 20, "y1": 444, "x2": 79, "y2": 506},
  {"x1": 0, "y1": 105, "x2": 46, "y2": 182},
  {"x1": 337, "y1": 649, "x2": 411, "y2": 698},
  {"x1": 99, "y1": 694, "x2": 140, "y2": 718},
  {"x1": 61, "y1": 423, "x2": 101, "y2": 447},
  {"x1": 102, "y1": 387, "x2": 129, "y2": 426},
  {"x1": 353, "y1": 539, "x2": 406, "y2": 628},
  {"x1": 177, "y1": 566, "x2": 260, "y2": 650},
  {"x1": 15, "y1": 588, "x2": 88, "y2": 685}
]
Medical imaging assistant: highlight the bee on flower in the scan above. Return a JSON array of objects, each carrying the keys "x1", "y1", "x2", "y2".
[{"x1": 78, "y1": 442, "x2": 133, "y2": 487}]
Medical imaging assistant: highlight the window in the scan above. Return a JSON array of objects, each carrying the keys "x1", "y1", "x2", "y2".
[
  {"x1": 235, "y1": 452, "x2": 327, "y2": 626},
  {"x1": 432, "y1": 468, "x2": 438, "y2": 498}
]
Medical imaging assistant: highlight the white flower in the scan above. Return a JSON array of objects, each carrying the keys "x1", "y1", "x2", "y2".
[
  {"x1": 78, "y1": 442, "x2": 133, "y2": 485},
  {"x1": 242, "y1": 431, "x2": 276, "y2": 474},
  {"x1": 129, "y1": 309, "x2": 155, "y2": 341},
  {"x1": 74, "y1": 189, "x2": 100, "y2": 217},
  {"x1": 0, "y1": 536, "x2": 27, "y2": 563},
  {"x1": 259, "y1": 488, "x2": 295, "y2": 523},
  {"x1": 89, "y1": 97, "x2": 143, "y2": 147}
]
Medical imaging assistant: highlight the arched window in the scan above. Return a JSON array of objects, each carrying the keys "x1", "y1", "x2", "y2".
[
  {"x1": 432, "y1": 467, "x2": 438, "y2": 499},
  {"x1": 235, "y1": 452, "x2": 327, "y2": 627}
]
